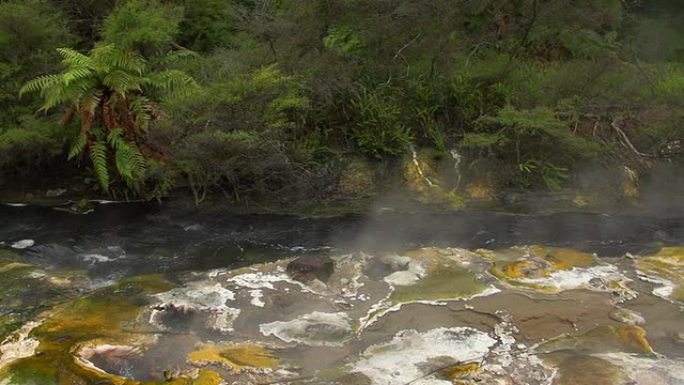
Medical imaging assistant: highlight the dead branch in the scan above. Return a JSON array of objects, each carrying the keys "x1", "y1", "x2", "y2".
[
  {"x1": 392, "y1": 32, "x2": 422, "y2": 61},
  {"x1": 610, "y1": 118, "x2": 652, "y2": 163}
]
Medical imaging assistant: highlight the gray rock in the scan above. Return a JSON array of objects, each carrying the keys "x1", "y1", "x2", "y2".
[
  {"x1": 45, "y1": 188, "x2": 67, "y2": 198},
  {"x1": 286, "y1": 255, "x2": 334, "y2": 282}
]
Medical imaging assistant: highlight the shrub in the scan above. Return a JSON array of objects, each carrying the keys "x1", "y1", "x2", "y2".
[
  {"x1": 160, "y1": 63, "x2": 314, "y2": 202},
  {"x1": 0, "y1": 116, "x2": 69, "y2": 175},
  {"x1": 461, "y1": 106, "x2": 602, "y2": 188},
  {"x1": 350, "y1": 85, "x2": 414, "y2": 159}
]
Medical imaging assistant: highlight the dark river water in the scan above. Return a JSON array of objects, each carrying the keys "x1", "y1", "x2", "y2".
[{"x1": 1, "y1": 202, "x2": 682, "y2": 279}]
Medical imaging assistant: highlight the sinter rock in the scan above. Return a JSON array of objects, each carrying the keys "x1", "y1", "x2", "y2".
[{"x1": 286, "y1": 255, "x2": 334, "y2": 282}]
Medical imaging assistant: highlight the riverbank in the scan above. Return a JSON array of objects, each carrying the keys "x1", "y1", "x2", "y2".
[{"x1": 3, "y1": 148, "x2": 683, "y2": 218}]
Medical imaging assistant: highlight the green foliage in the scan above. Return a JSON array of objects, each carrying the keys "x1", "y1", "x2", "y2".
[
  {"x1": 478, "y1": 107, "x2": 567, "y2": 137},
  {"x1": 3, "y1": 0, "x2": 684, "y2": 198},
  {"x1": 177, "y1": 0, "x2": 241, "y2": 52},
  {"x1": 247, "y1": 65, "x2": 310, "y2": 130},
  {"x1": 51, "y1": 0, "x2": 117, "y2": 42},
  {"x1": 68, "y1": 132, "x2": 87, "y2": 160},
  {"x1": 66, "y1": 126, "x2": 147, "y2": 192},
  {"x1": 138, "y1": 158, "x2": 178, "y2": 200},
  {"x1": 102, "y1": 0, "x2": 183, "y2": 52},
  {"x1": 401, "y1": 78, "x2": 448, "y2": 153},
  {"x1": 89, "y1": 139, "x2": 109, "y2": 190},
  {"x1": 524, "y1": 0, "x2": 623, "y2": 60},
  {"x1": 462, "y1": 106, "x2": 601, "y2": 188},
  {"x1": 558, "y1": 29, "x2": 619, "y2": 60},
  {"x1": 174, "y1": 130, "x2": 306, "y2": 203},
  {"x1": 323, "y1": 26, "x2": 365, "y2": 56},
  {"x1": 108, "y1": 128, "x2": 146, "y2": 182},
  {"x1": 160, "y1": 62, "x2": 313, "y2": 202},
  {"x1": 295, "y1": 132, "x2": 337, "y2": 165},
  {"x1": 651, "y1": 64, "x2": 684, "y2": 105},
  {"x1": 629, "y1": 17, "x2": 684, "y2": 62},
  {"x1": 20, "y1": 44, "x2": 195, "y2": 195},
  {"x1": 164, "y1": 64, "x2": 307, "y2": 133},
  {"x1": 448, "y1": 51, "x2": 514, "y2": 122},
  {"x1": 0, "y1": 0, "x2": 73, "y2": 65},
  {"x1": 518, "y1": 160, "x2": 569, "y2": 190},
  {"x1": 0, "y1": 116, "x2": 69, "y2": 174},
  {"x1": 350, "y1": 85, "x2": 414, "y2": 159},
  {"x1": 0, "y1": 0, "x2": 73, "y2": 130},
  {"x1": 21, "y1": 44, "x2": 195, "y2": 117},
  {"x1": 460, "y1": 132, "x2": 506, "y2": 148}
]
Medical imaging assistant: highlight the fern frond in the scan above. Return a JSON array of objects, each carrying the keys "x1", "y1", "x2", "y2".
[
  {"x1": 129, "y1": 96, "x2": 153, "y2": 130},
  {"x1": 19, "y1": 75, "x2": 62, "y2": 97},
  {"x1": 62, "y1": 67, "x2": 94, "y2": 85},
  {"x1": 119, "y1": 54, "x2": 147, "y2": 75},
  {"x1": 106, "y1": 127, "x2": 125, "y2": 146},
  {"x1": 40, "y1": 83, "x2": 77, "y2": 112},
  {"x1": 94, "y1": 45, "x2": 146, "y2": 75},
  {"x1": 107, "y1": 128, "x2": 145, "y2": 182},
  {"x1": 68, "y1": 132, "x2": 87, "y2": 160},
  {"x1": 90, "y1": 44, "x2": 117, "y2": 68},
  {"x1": 80, "y1": 89, "x2": 103, "y2": 116},
  {"x1": 57, "y1": 48, "x2": 93, "y2": 68},
  {"x1": 89, "y1": 141, "x2": 110, "y2": 190},
  {"x1": 103, "y1": 70, "x2": 142, "y2": 95},
  {"x1": 115, "y1": 148, "x2": 134, "y2": 180},
  {"x1": 91, "y1": 126, "x2": 105, "y2": 139},
  {"x1": 147, "y1": 70, "x2": 197, "y2": 94}
]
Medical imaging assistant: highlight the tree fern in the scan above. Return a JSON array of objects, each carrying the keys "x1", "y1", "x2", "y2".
[{"x1": 21, "y1": 43, "x2": 195, "y2": 196}]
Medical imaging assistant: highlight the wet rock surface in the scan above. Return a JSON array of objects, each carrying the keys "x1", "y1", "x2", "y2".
[
  {"x1": 286, "y1": 255, "x2": 335, "y2": 283},
  {"x1": 1, "y1": 205, "x2": 684, "y2": 384},
  {"x1": 0, "y1": 244, "x2": 683, "y2": 385}
]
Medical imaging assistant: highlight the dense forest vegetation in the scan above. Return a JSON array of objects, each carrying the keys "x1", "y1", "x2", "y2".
[{"x1": 0, "y1": 0, "x2": 682, "y2": 204}]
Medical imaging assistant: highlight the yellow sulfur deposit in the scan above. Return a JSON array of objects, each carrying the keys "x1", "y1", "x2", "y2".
[
  {"x1": 438, "y1": 362, "x2": 481, "y2": 382},
  {"x1": 636, "y1": 247, "x2": 684, "y2": 301},
  {"x1": 487, "y1": 246, "x2": 600, "y2": 291},
  {"x1": 500, "y1": 258, "x2": 550, "y2": 279},
  {"x1": 536, "y1": 325, "x2": 655, "y2": 355},
  {"x1": 187, "y1": 344, "x2": 279, "y2": 371},
  {"x1": 193, "y1": 370, "x2": 223, "y2": 385},
  {"x1": 1, "y1": 275, "x2": 175, "y2": 385},
  {"x1": 528, "y1": 246, "x2": 595, "y2": 270}
]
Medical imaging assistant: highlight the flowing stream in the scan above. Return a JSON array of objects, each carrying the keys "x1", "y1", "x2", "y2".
[{"x1": 1, "y1": 202, "x2": 683, "y2": 385}]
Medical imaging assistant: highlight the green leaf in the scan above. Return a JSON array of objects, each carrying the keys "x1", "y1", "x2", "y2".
[
  {"x1": 57, "y1": 48, "x2": 93, "y2": 68},
  {"x1": 68, "y1": 132, "x2": 87, "y2": 160},
  {"x1": 89, "y1": 141, "x2": 109, "y2": 191},
  {"x1": 107, "y1": 128, "x2": 146, "y2": 183},
  {"x1": 19, "y1": 75, "x2": 61, "y2": 97}
]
